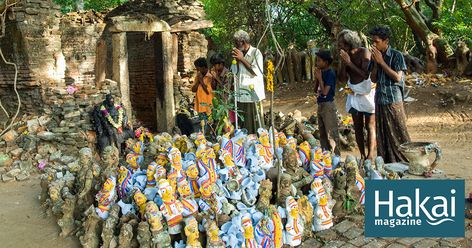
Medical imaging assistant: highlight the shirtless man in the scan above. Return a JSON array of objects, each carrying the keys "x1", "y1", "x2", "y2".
[{"x1": 337, "y1": 29, "x2": 376, "y2": 161}]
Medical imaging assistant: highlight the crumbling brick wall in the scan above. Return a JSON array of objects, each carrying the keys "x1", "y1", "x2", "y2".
[
  {"x1": 0, "y1": 0, "x2": 107, "y2": 121},
  {"x1": 175, "y1": 31, "x2": 207, "y2": 111},
  {"x1": 0, "y1": 0, "x2": 209, "y2": 130},
  {"x1": 0, "y1": 0, "x2": 62, "y2": 120}
]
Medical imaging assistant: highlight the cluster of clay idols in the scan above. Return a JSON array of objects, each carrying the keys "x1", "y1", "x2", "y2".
[{"x1": 40, "y1": 125, "x2": 395, "y2": 248}]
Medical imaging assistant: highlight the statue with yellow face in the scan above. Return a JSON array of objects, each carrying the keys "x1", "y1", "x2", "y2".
[
  {"x1": 156, "y1": 153, "x2": 168, "y2": 167},
  {"x1": 322, "y1": 151, "x2": 332, "y2": 175},
  {"x1": 158, "y1": 179, "x2": 184, "y2": 235},
  {"x1": 145, "y1": 201, "x2": 163, "y2": 232},
  {"x1": 298, "y1": 141, "x2": 311, "y2": 169},
  {"x1": 205, "y1": 219, "x2": 224, "y2": 247},
  {"x1": 285, "y1": 196, "x2": 303, "y2": 246},
  {"x1": 199, "y1": 183, "x2": 212, "y2": 199},
  {"x1": 194, "y1": 132, "x2": 207, "y2": 148},
  {"x1": 117, "y1": 166, "x2": 132, "y2": 198},
  {"x1": 258, "y1": 128, "x2": 271, "y2": 147},
  {"x1": 287, "y1": 136, "x2": 297, "y2": 151},
  {"x1": 167, "y1": 171, "x2": 178, "y2": 195},
  {"x1": 184, "y1": 218, "x2": 201, "y2": 248},
  {"x1": 196, "y1": 146, "x2": 217, "y2": 185},
  {"x1": 168, "y1": 147, "x2": 183, "y2": 176},
  {"x1": 133, "y1": 189, "x2": 148, "y2": 218},
  {"x1": 146, "y1": 162, "x2": 157, "y2": 188},
  {"x1": 155, "y1": 164, "x2": 167, "y2": 182},
  {"x1": 314, "y1": 147, "x2": 323, "y2": 162},
  {"x1": 241, "y1": 214, "x2": 257, "y2": 248},
  {"x1": 126, "y1": 153, "x2": 140, "y2": 172},
  {"x1": 177, "y1": 178, "x2": 192, "y2": 198},
  {"x1": 186, "y1": 163, "x2": 201, "y2": 199},
  {"x1": 95, "y1": 176, "x2": 117, "y2": 220},
  {"x1": 132, "y1": 140, "x2": 144, "y2": 154}
]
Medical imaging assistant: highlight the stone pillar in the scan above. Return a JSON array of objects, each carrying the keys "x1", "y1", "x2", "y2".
[
  {"x1": 95, "y1": 39, "x2": 107, "y2": 88},
  {"x1": 112, "y1": 32, "x2": 132, "y2": 117},
  {"x1": 156, "y1": 31, "x2": 175, "y2": 132}
]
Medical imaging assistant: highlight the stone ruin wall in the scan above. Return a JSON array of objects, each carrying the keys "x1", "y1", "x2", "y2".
[{"x1": 0, "y1": 0, "x2": 208, "y2": 154}]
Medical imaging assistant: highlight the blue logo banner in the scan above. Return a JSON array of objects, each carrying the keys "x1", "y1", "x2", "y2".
[{"x1": 365, "y1": 179, "x2": 465, "y2": 237}]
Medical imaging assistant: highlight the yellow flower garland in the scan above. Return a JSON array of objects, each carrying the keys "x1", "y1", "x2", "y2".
[
  {"x1": 266, "y1": 60, "x2": 274, "y2": 92},
  {"x1": 100, "y1": 105, "x2": 124, "y2": 130}
]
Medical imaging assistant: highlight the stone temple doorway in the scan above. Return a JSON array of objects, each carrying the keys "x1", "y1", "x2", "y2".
[{"x1": 127, "y1": 32, "x2": 164, "y2": 131}]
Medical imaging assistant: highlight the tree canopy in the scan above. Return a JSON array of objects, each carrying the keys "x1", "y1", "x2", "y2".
[{"x1": 55, "y1": 0, "x2": 471, "y2": 68}]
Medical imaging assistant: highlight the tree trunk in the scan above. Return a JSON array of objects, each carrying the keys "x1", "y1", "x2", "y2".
[
  {"x1": 307, "y1": 2, "x2": 341, "y2": 42},
  {"x1": 286, "y1": 46, "x2": 296, "y2": 84},
  {"x1": 395, "y1": 0, "x2": 441, "y2": 73}
]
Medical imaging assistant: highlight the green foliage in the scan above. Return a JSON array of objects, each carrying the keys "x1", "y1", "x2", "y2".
[
  {"x1": 434, "y1": 0, "x2": 472, "y2": 48},
  {"x1": 203, "y1": 0, "x2": 471, "y2": 60},
  {"x1": 208, "y1": 83, "x2": 243, "y2": 137},
  {"x1": 54, "y1": 0, "x2": 127, "y2": 13}
]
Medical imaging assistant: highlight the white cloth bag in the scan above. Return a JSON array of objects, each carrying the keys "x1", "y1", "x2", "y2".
[{"x1": 345, "y1": 78, "x2": 376, "y2": 114}]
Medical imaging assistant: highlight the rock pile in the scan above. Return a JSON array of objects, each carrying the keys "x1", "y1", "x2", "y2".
[{"x1": 0, "y1": 79, "x2": 120, "y2": 182}]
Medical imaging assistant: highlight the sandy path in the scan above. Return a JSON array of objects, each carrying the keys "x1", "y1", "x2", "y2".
[{"x1": 0, "y1": 179, "x2": 80, "y2": 247}]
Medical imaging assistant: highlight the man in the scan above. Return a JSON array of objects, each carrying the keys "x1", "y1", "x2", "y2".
[
  {"x1": 191, "y1": 57, "x2": 213, "y2": 133},
  {"x1": 231, "y1": 29, "x2": 265, "y2": 134},
  {"x1": 368, "y1": 26, "x2": 411, "y2": 163},
  {"x1": 337, "y1": 29, "x2": 376, "y2": 161}
]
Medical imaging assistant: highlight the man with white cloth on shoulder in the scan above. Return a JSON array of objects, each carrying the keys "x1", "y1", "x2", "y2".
[
  {"x1": 337, "y1": 29, "x2": 376, "y2": 161},
  {"x1": 231, "y1": 30, "x2": 265, "y2": 134}
]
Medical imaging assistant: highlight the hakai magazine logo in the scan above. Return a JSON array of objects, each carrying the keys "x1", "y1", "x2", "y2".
[{"x1": 365, "y1": 180, "x2": 464, "y2": 237}]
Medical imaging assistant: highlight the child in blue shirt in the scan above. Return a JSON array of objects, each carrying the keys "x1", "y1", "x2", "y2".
[{"x1": 314, "y1": 50, "x2": 341, "y2": 155}]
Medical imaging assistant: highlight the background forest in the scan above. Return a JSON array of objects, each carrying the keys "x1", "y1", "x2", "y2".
[{"x1": 55, "y1": 0, "x2": 472, "y2": 71}]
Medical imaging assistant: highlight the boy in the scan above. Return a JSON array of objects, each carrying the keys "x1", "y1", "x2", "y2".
[
  {"x1": 314, "y1": 50, "x2": 341, "y2": 155},
  {"x1": 369, "y1": 26, "x2": 410, "y2": 164},
  {"x1": 192, "y1": 57, "x2": 213, "y2": 132}
]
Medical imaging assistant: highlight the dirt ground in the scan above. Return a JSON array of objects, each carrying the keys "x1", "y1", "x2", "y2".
[
  {"x1": 0, "y1": 77, "x2": 471, "y2": 247},
  {"x1": 268, "y1": 78, "x2": 472, "y2": 195},
  {"x1": 0, "y1": 179, "x2": 80, "y2": 247}
]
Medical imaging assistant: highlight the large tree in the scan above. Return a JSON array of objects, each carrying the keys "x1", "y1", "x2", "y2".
[{"x1": 393, "y1": 0, "x2": 453, "y2": 72}]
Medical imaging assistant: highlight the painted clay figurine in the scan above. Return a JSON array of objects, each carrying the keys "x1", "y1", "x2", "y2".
[
  {"x1": 185, "y1": 162, "x2": 201, "y2": 199},
  {"x1": 254, "y1": 215, "x2": 274, "y2": 248},
  {"x1": 145, "y1": 201, "x2": 172, "y2": 247},
  {"x1": 96, "y1": 176, "x2": 117, "y2": 219},
  {"x1": 241, "y1": 213, "x2": 259, "y2": 248},
  {"x1": 117, "y1": 166, "x2": 133, "y2": 199},
  {"x1": 146, "y1": 162, "x2": 157, "y2": 188},
  {"x1": 297, "y1": 196, "x2": 314, "y2": 239},
  {"x1": 197, "y1": 146, "x2": 218, "y2": 185},
  {"x1": 158, "y1": 179, "x2": 184, "y2": 235},
  {"x1": 184, "y1": 217, "x2": 202, "y2": 248},
  {"x1": 255, "y1": 128, "x2": 274, "y2": 171},
  {"x1": 310, "y1": 147, "x2": 324, "y2": 179},
  {"x1": 283, "y1": 146, "x2": 313, "y2": 196},
  {"x1": 284, "y1": 196, "x2": 303, "y2": 247},
  {"x1": 312, "y1": 195, "x2": 333, "y2": 231},
  {"x1": 276, "y1": 173, "x2": 296, "y2": 206},
  {"x1": 168, "y1": 147, "x2": 185, "y2": 178},
  {"x1": 177, "y1": 177, "x2": 199, "y2": 220},
  {"x1": 133, "y1": 189, "x2": 148, "y2": 219},
  {"x1": 298, "y1": 141, "x2": 311, "y2": 171},
  {"x1": 204, "y1": 218, "x2": 226, "y2": 248}
]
